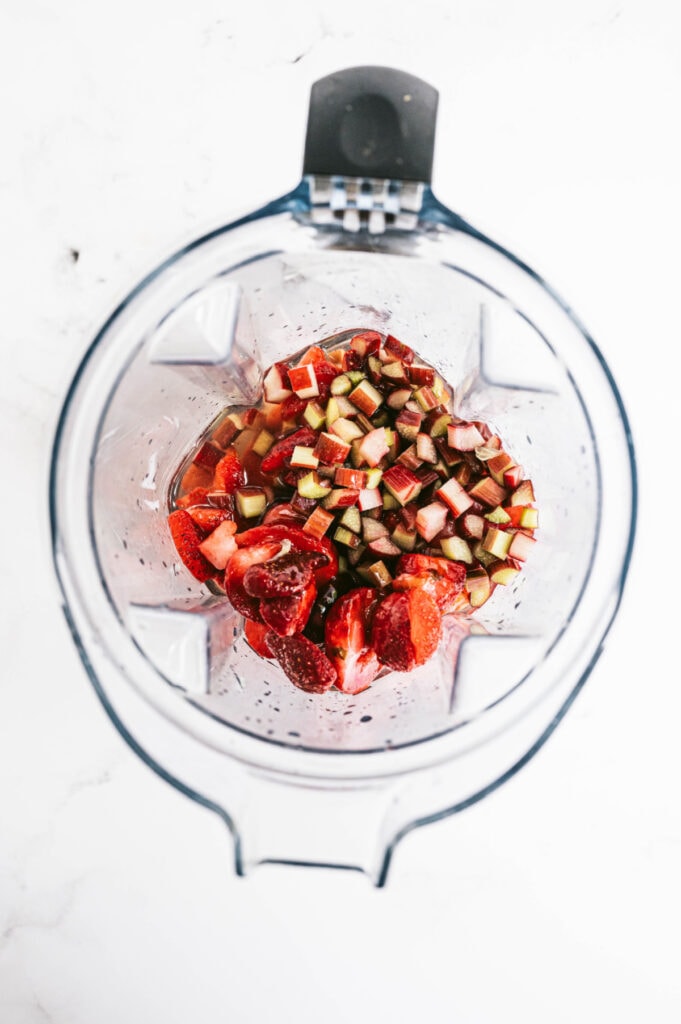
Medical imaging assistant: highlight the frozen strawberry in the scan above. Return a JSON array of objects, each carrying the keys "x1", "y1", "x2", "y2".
[
  {"x1": 186, "y1": 505, "x2": 233, "y2": 532},
  {"x1": 392, "y1": 553, "x2": 467, "y2": 613},
  {"x1": 280, "y1": 394, "x2": 307, "y2": 420},
  {"x1": 314, "y1": 361, "x2": 340, "y2": 401},
  {"x1": 198, "y1": 519, "x2": 238, "y2": 570},
  {"x1": 324, "y1": 588, "x2": 382, "y2": 694},
  {"x1": 213, "y1": 447, "x2": 245, "y2": 494},
  {"x1": 175, "y1": 486, "x2": 210, "y2": 509},
  {"x1": 267, "y1": 632, "x2": 338, "y2": 693},
  {"x1": 234, "y1": 525, "x2": 337, "y2": 585},
  {"x1": 244, "y1": 619, "x2": 276, "y2": 658},
  {"x1": 224, "y1": 541, "x2": 283, "y2": 620},
  {"x1": 260, "y1": 426, "x2": 318, "y2": 473},
  {"x1": 167, "y1": 510, "x2": 217, "y2": 582},
  {"x1": 371, "y1": 589, "x2": 441, "y2": 672},
  {"x1": 244, "y1": 550, "x2": 328, "y2": 598},
  {"x1": 259, "y1": 579, "x2": 317, "y2": 636},
  {"x1": 262, "y1": 502, "x2": 308, "y2": 528}
]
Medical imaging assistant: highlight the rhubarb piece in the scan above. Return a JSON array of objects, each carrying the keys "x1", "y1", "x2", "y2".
[
  {"x1": 358, "y1": 427, "x2": 389, "y2": 468},
  {"x1": 339, "y1": 506, "x2": 362, "y2": 534},
  {"x1": 324, "y1": 587, "x2": 382, "y2": 693},
  {"x1": 297, "y1": 471, "x2": 332, "y2": 501},
  {"x1": 481, "y1": 526, "x2": 513, "y2": 560},
  {"x1": 347, "y1": 544, "x2": 366, "y2": 567},
  {"x1": 367, "y1": 536, "x2": 401, "y2": 558},
  {"x1": 250, "y1": 429, "x2": 273, "y2": 457},
  {"x1": 382, "y1": 465, "x2": 423, "y2": 506},
  {"x1": 330, "y1": 373, "x2": 352, "y2": 396},
  {"x1": 434, "y1": 438, "x2": 462, "y2": 468},
  {"x1": 212, "y1": 416, "x2": 240, "y2": 448},
  {"x1": 213, "y1": 448, "x2": 245, "y2": 494},
  {"x1": 302, "y1": 506, "x2": 334, "y2": 539},
  {"x1": 168, "y1": 509, "x2": 218, "y2": 582},
  {"x1": 346, "y1": 370, "x2": 367, "y2": 385},
  {"x1": 382, "y1": 491, "x2": 400, "y2": 510},
  {"x1": 371, "y1": 589, "x2": 441, "y2": 671},
  {"x1": 288, "y1": 364, "x2": 319, "y2": 399},
  {"x1": 408, "y1": 364, "x2": 435, "y2": 386},
  {"x1": 260, "y1": 426, "x2": 318, "y2": 473},
  {"x1": 321, "y1": 488, "x2": 360, "y2": 510},
  {"x1": 437, "y1": 477, "x2": 474, "y2": 516},
  {"x1": 236, "y1": 487, "x2": 267, "y2": 519},
  {"x1": 413, "y1": 386, "x2": 440, "y2": 412},
  {"x1": 503, "y1": 464, "x2": 524, "y2": 490},
  {"x1": 384, "y1": 333, "x2": 414, "y2": 364},
  {"x1": 468, "y1": 477, "x2": 507, "y2": 507},
  {"x1": 440, "y1": 535, "x2": 473, "y2": 564},
  {"x1": 260, "y1": 582, "x2": 317, "y2": 638},
  {"x1": 391, "y1": 524, "x2": 417, "y2": 551},
  {"x1": 290, "y1": 446, "x2": 319, "y2": 469},
  {"x1": 415, "y1": 466, "x2": 439, "y2": 488},
  {"x1": 194, "y1": 440, "x2": 224, "y2": 471},
  {"x1": 489, "y1": 560, "x2": 522, "y2": 585},
  {"x1": 386, "y1": 388, "x2": 413, "y2": 410},
  {"x1": 453, "y1": 462, "x2": 472, "y2": 487},
  {"x1": 381, "y1": 361, "x2": 410, "y2": 385},
  {"x1": 465, "y1": 567, "x2": 492, "y2": 608},
  {"x1": 314, "y1": 431, "x2": 352, "y2": 465},
  {"x1": 244, "y1": 619, "x2": 275, "y2": 658},
  {"x1": 487, "y1": 451, "x2": 516, "y2": 485},
  {"x1": 485, "y1": 506, "x2": 512, "y2": 525},
  {"x1": 472, "y1": 541, "x2": 497, "y2": 569},
  {"x1": 398, "y1": 444, "x2": 423, "y2": 471},
  {"x1": 362, "y1": 517, "x2": 390, "y2": 543},
  {"x1": 447, "y1": 422, "x2": 486, "y2": 451},
  {"x1": 415, "y1": 501, "x2": 449, "y2": 542},
  {"x1": 263, "y1": 363, "x2": 293, "y2": 403},
  {"x1": 348, "y1": 379, "x2": 384, "y2": 417},
  {"x1": 335, "y1": 467, "x2": 367, "y2": 489},
  {"x1": 197, "y1": 519, "x2": 239, "y2": 569},
  {"x1": 424, "y1": 410, "x2": 452, "y2": 438},
  {"x1": 459, "y1": 513, "x2": 486, "y2": 540},
  {"x1": 244, "y1": 550, "x2": 327, "y2": 598},
  {"x1": 364, "y1": 467, "x2": 383, "y2": 488},
  {"x1": 329, "y1": 417, "x2": 364, "y2": 443},
  {"x1": 503, "y1": 505, "x2": 539, "y2": 529},
  {"x1": 431, "y1": 376, "x2": 450, "y2": 405},
  {"x1": 474, "y1": 444, "x2": 502, "y2": 462},
  {"x1": 510, "y1": 479, "x2": 536, "y2": 505},
  {"x1": 350, "y1": 330, "x2": 381, "y2": 359},
  {"x1": 357, "y1": 487, "x2": 384, "y2": 512},
  {"x1": 303, "y1": 401, "x2": 326, "y2": 431},
  {"x1": 334, "y1": 525, "x2": 362, "y2": 549},
  {"x1": 508, "y1": 531, "x2": 537, "y2": 562},
  {"x1": 357, "y1": 560, "x2": 393, "y2": 588},
  {"x1": 395, "y1": 408, "x2": 423, "y2": 442},
  {"x1": 416, "y1": 432, "x2": 438, "y2": 465}
]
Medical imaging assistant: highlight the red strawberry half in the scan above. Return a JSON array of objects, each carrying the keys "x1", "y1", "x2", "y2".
[
  {"x1": 167, "y1": 510, "x2": 217, "y2": 582},
  {"x1": 234, "y1": 525, "x2": 337, "y2": 585},
  {"x1": 259, "y1": 580, "x2": 317, "y2": 637},
  {"x1": 268, "y1": 632, "x2": 338, "y2": 693},
  {"x1": 392, "y1": 553, "x2": 466, "y2": 613},
  {"x1": 324, "y1": 587, "x2": 382, "y2": 694},
  {"x1": 213, "y1": 447, "x2": 245, "y2": 493},
  {"x1": 244, "y1": 619, "x2": 275, "y2": 658},
  {"x1": 243, "y1": 550, "x2": 328, "y2": 598},
  {"x1": 224, "y1": 541, "x2": 283, "y2": 620},
  {"x1": 260, "y1": 426, "x2": 318, "y2": 473},
  {"x1": 371, "y1": 589, "x2": 441, "y2": 672}
]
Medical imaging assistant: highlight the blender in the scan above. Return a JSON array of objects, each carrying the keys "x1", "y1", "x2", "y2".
[{"x1": 50, "y1": 66, "x2": 636, "y2": 884}]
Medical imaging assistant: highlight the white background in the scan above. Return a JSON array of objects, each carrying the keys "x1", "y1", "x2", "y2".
[{"x1": 1, "y1": 1, "x2": 679, "y2": 1021}]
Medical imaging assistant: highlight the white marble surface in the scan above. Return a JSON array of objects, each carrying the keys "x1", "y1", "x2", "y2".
[{"x1": 1, "y1": 0, "x2": 679, "y2": 1021}]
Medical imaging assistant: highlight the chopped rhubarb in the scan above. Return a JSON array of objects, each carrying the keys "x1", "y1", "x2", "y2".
[
  {"x1": 313, "y1": 432, "x2": 352, "y2": 465},
  {"x1": 358, "y1": 427, "x2": 389, "y2": 468},
  {"x1": 413, "y1": 386, "x2": 440, "y2": 412},
  {"x1": 321, "y1": 488, "x2": 360, "y2": 510},
  {"x1": 357, "y1": 487, "x2": 384, "y2": 512},
  {"x1": 348, "y1": 379, "x2": 384, "y2": 417},
  {"x1": 481, "y1": 526, "x2": 513, "y2": 560},
  {"x1": 382, "y1": 465, "x2": 423, "y2": 506},
  {"x1": 349, "y1": 330, "x2": 381, "y2": 359},
  {"x1": 468, "y1": 476, "x2": 507, "y2": 507},
  {"x1": 288, "y1": 364, "x2": 320, "y2": 399},
  {"x1": 263, "y1": 363, "x2": 292, "y2": 403},
  {"x1": 384, "y1": 333, "x2": 414, "y2": 364},
  {"x1": 508, "y1": 531, "x2": 537, "y2": 562},
  {"x1": 447, "y1": 422, "x2": 486, "y2": 451},
  {"x1": 302, "y1": 506, "x2": 334, "y2": 539},
  {"x1": 437, "y1": 477, "x2": 474, "y2": 516},
  {"x1": 510, "y1": 479, "x2": 536, "y2": 505},
  {"x1": 290, "y1": 445, "x2": 319, "y2": 469},
  {"x1": 416, "y1": 502, "x2": 449, "y2": 542},
  {"x1": 395, "y1": 408, "x2": 423, "y2": 442},
  {"x1": 503, "y1": 505, "x2": 539, "y2": 529},
  {"x1": 440, "y1": 535, "x2": 473, "y2": 564},
  {"x1": 416, "y1": 432, "x2": 438, "y2": 465},
  {"x1": 235, "y1": 487, "x2": 267, "y2": 519},
  {"x1": 386, "y1": 388, "x2": 413, "y2": 410},
  {"x1": 335, "y1": 466, "x2": 367, "y2": 489},
  {"x1": 329, "y1": 417, "x2": 364, "y2": 443}
]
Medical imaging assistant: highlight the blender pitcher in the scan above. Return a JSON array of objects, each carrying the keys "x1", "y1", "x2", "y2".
[{"x1": 50, "y1": 66, "x2": 636, "y2": 884}]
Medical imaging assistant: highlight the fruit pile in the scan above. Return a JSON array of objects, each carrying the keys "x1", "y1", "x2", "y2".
[{"x1": 167, "y1": 331, "x2": 538, "y2": 694}]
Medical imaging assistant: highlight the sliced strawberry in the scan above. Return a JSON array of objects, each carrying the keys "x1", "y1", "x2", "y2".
[
  {"x1": 267, "y1": 632, "x2": 337, "y2": 693},
  {"x1": 167, "y1": 510, "x2": 217, "y2": 582},
  {"x1": 234, "y1": 525, "x2": 337, "y2": 585},
  {"x1": 175, "y1": 486, "x2": 210, "y2": 509},
  {"x1": 262, "y1": 502, "x2": 308, "y2": 528},
  {"x1": 325, "y1": 587, "x2": 382, "y2": 694},
  {"x1": 224, "y1": 541, "x2": 283, "y2": 620},
  {"x1": 259, "y1": 579, "x2": 317, "y2": 637},
  {"x1": 213, "y1": 447, "x2": 245, "y2": 494},
  {"x1": 244, "y1": 550, "x2": 328, "y2": 598},
  {"x1": 371, "y1": 589, "x2": 441, "y2": 671},
  {"x1": 392, "y1": 553, "x2": 467, "y2": 613},
  {"x1": 186, "y1": 505, "x2": 233, "y2": 532},
  {"x1": 280, "y1": 394, "x2": 307, "y2": 420},
  {"x1": 244, "y1": 619, "x2": 276, "y2": 658},
  {"x1": 260, "y1": 427, "x2": 318, "y2": 473},
  {"x1": 198, "y1": 519, "x2": 238, "y2": 570}
]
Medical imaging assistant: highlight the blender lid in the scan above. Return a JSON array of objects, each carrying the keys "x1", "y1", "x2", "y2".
[{"x1": 50, "y1": 66, "x2": 637, "y2": 883}]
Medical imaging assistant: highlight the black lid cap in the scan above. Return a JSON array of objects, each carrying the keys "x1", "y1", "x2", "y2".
[{"x1": 303, "y1": 66, "x2": 438, "y2": 183}]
